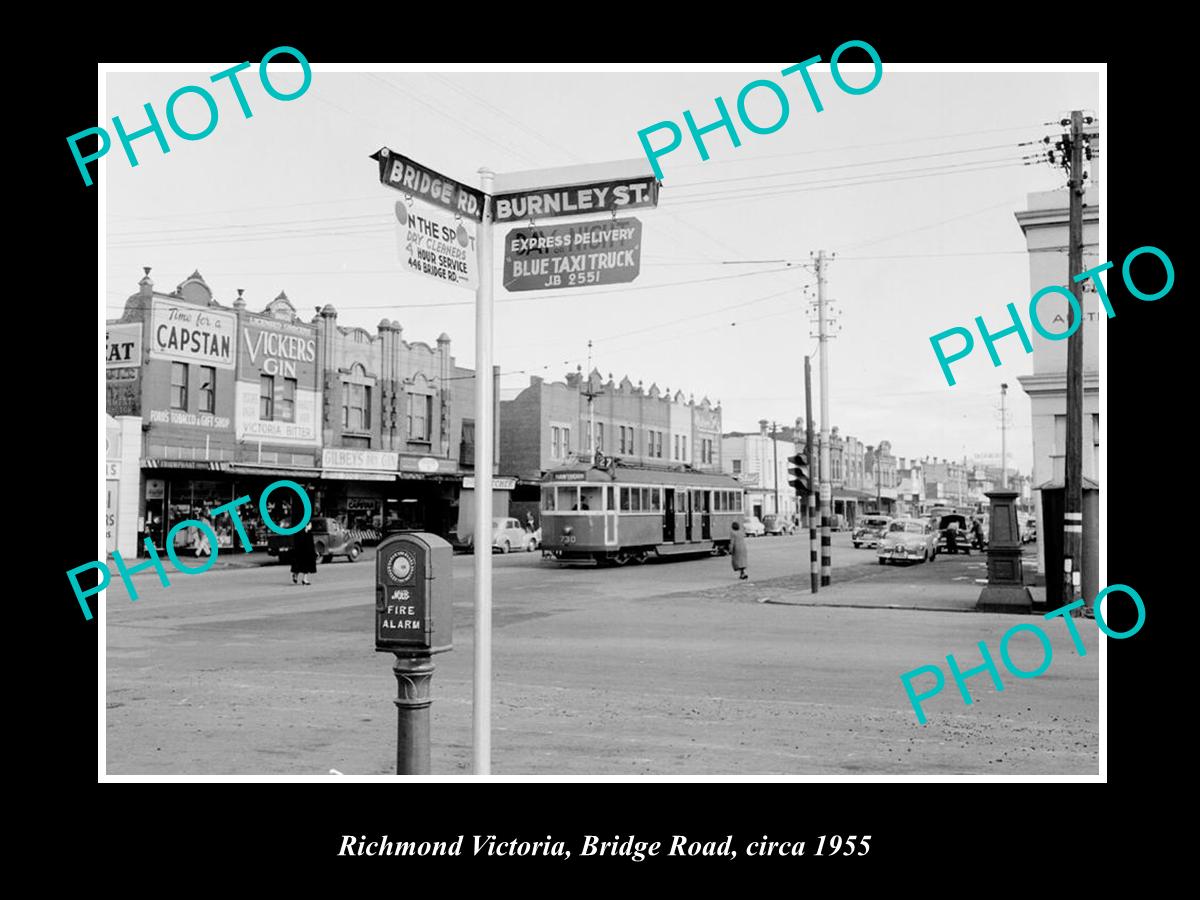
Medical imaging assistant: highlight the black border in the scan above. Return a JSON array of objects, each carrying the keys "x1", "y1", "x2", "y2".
[{"x1": 44, "y1": 15, "x2": 1180, "y2": 876}]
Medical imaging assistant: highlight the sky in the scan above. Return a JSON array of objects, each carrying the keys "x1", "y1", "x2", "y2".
[{"x1": 103, "y1": 64, "x2": 1101, "y2": 475}]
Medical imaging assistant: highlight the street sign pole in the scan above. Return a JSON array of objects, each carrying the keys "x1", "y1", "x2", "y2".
[{"x1": 473, "y1": 167, "x2": 495, "y2": 775}]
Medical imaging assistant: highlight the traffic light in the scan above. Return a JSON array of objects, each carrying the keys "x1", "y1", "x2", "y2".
[{"x1": 788, "y1": 451, "x2": 811, "y2": 497}]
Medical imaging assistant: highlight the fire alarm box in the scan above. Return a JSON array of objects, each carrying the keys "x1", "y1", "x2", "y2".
[{"x1": 375, "y1": 533, "x2": 453, "y2": 654}]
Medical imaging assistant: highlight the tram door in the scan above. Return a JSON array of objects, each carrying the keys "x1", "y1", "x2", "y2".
[
  {"x1": 700, "y1": 490, "x2": 712, "y2": 539},
  {"x1": 684, "y1": 490, "x2": 694, "y2": 541},
  {"x1": 604, "y1": 485, "x2": 617, "y2": 545},
  {"x1": 663, "y1": 489, "x2": 676, "y2": 542}
]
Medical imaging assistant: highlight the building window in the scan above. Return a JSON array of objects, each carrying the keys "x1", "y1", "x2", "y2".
[
  {"x1": 655, "y1": 431, "x2": 663, "y2": 458},
  {"x1": 732, "y1": 459, "x2": 742, "y2": 475},
  {"x1": 198, "y1": 366, "x2": 215, "y2": 414},
  {"x1": 700, "y1": 438, "x2": 713, "y2": 464},
  {"x1": 279, "y1": 377, "x2": 296, "y2": 423},
  {"x1": 1092, "y1": 413, "x2": 1100, "y2": 447},
  {"x1": 170, "y1": 362, "x2": 188, "y2": 410},
  {"x1": 564, "y1": 427, "x2": 571, "y2": 455},
  {"x1": 551, "y1": 426, "x2": 562, "y2": 459},
  {"x1": 407, "y1": 393, "x2": 431, "y2": 441},
  {"x1": 343, "y1": 383, "x2": 370, "y2": 431},
  {"x1": 259, "y1": 374, "x2": 274, "y2": 420},
  {"x1": 596, "y1": 422, "x2": 604, "y2": 452},
  {"x1": 681, "y1": 435, "x2": 687, "y2": 461}
]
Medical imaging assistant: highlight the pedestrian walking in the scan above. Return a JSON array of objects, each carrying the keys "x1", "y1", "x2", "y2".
[
  {"x1": 290, "y1": 522, "x2": 317, "y2": 585},
  {"x1": 946, "y1": 519, "x2": 961, "y2": 555},
  {"x1": 730, "y1": 520, "x2": 749, "y2": 580},
  {"x1": 971, "y1": 517, "x2": 985, "y2": 550}
]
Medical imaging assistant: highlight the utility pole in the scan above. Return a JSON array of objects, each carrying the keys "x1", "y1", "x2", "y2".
[
  {"x1": 1000, "y1": 382, "x2": 1009, "y2": 489},
  {"x1": 472, "y1": 166, "x2": 495, "y2": 775},
  {"x1": 772, "y1": 421, "x2": 779, "y2": 516},
  {"x1": 815, "y1": 250, "x2": 832, "y2": 587},
  {"x1": 1064, "y1": 110, "x2": 1085, "y2": 615},
  {"x1": 805, "y1": 356, "x2": 817, "y2": 594},
  {"x1": 586, "y1": 339, "x2": 596, "y2": 459}
]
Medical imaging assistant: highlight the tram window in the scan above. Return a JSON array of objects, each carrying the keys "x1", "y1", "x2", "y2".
[
  {"x1": 557, "y1": 486, "x2": 578, "y2": 510},
  {"x1": 606, "y1": 486, "x2": 615, "y2": 511},
  {"x1": 716, "y1": 491, "x2": 725, "y2": 511},
  {"x1": 619, "y1": 487, "x2": 630, "y2": 511},
  {"x1": 632, "y1": 489, "x2": 642, "y2": 511},
  {"x1": 650, "y1": 488, "x2": 661, "y2": 511},
  {"x1": 541, "y1": 487, "x2": 555, "y2": 510},
  {"x1": 580, "y1": 486, "x2": 601, "y2": 510}
]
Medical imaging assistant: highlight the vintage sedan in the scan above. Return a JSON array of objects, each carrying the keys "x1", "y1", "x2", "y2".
[
  {"x1": 463, "y1": 517, "x2": 540, "y2": 554},
  {"x1": 852, "y1": 515, "x2": 892, "y2": 549},
  {"x1": 741, "y1": 515, "x2": 767, "y2": 537},
  {"x1": 877, "y1": 518, "x2": 938, "y2": 565},
  {"x1": 933, "y1": 513, "x2": 972, "y2": 555},
  {"x1": 267, "y1": 517, "x2": 363, "y2": 564},
  {"x1": 762, "y1": 514, "x2": 795, "y2": 536}
]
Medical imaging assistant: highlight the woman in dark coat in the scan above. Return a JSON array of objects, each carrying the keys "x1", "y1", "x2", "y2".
[
  {"x1": 730, "y1": 520, "x2": 749, "y2": 580},
  {"x1": 290, "y1": 523, "x2": 318, "y2": 585}
]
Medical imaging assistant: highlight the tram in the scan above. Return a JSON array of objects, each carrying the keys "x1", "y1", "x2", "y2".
[{"x1": 540, "y1": 459, "x2": 745, "y2": 565}]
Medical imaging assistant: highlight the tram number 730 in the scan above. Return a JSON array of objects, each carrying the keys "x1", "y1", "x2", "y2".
[{"x1": 560, "y1": 535, "x2": 576, "y2": 544}]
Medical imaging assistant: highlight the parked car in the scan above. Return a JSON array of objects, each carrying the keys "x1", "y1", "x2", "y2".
[
  {"x1": 877, "y1": 517, "x2": 938, "y2": 565},
  {"x1": 852, "y1": 515, "x2": 892, "y2": 549},
  {"x1": 464, "y1": 517, "x2": 540, "y2": 553},
  {"x1": 267, "y1": 517, "x2": 363, "y2": 564},
  {"x1": 933, "y1": 513, "x2": 972, "y2": 555},
  {"x1": 762, "y1": 514, "x2": 795, "y2": 536},
  {"x1": 741, "y1": 515, "x2": 766, "y2": 537}
]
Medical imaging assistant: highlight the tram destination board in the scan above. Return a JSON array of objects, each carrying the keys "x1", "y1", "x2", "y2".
[{"x1": 503, "y1": 217, "x2": 642, "y2": 292}]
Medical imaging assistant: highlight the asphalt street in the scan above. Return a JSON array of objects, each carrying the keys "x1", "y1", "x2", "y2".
[{"x1": 104, "y1": 532, "x2": 1099, "y2": 775}]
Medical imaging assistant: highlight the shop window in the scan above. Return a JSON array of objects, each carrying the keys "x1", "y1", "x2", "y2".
[
  {"x1": 199, "y1": 366, "x2": 215, "y2": 414},
  {"x1": 259, "y1": 374, "x2": 274, "y2": 420},
  {"x1": 170, "y1": 362, "x2": 188, "y2": 410}
]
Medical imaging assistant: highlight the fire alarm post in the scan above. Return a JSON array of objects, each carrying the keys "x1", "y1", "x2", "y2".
[{"x1": 375, "y1": 532, "x2": 453, "y2": 775}]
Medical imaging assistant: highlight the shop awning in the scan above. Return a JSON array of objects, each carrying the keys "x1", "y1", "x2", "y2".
[
  {"x1": 227, "y1": 462, "x2": 324, "y2": 479},
  {"x1": 322, "y1": 470, "x2": 397, "y2": 481},
  {"x1": 142, "y1": 458, "x2": 229, "y2": 471},
  {"x1": 1035, "y1": 476, "x2": 1100, "y2": 491}
]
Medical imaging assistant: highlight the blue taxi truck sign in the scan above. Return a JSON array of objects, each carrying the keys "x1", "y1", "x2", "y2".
[{"x1": 375, "y1": 533, "x2": 453, "y2": 654}]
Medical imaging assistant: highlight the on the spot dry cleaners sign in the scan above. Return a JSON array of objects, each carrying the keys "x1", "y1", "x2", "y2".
[
  {"x1": 503, "y1": 217, "x2": 642, "y2": 291},
  {"x1": 395, "y1": 202, "x2": 478, "y2": 290}
]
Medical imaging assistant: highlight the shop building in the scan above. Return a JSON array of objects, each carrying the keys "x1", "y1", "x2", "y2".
[
  {"x1": 106, "y1": 269, "x2": 492, "y2": 554},
  {"x1": 315, "y1": 305, "x2": 500, "y2": 541},
  {"x1": 500, "y1": 369, "x2": 722, "y2": 524},
  {"x1": 721, "y1": 420, "x2": 799, "y2": 522}
]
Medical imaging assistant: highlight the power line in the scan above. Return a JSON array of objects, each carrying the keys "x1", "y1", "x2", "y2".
[
  {"x1": 668, "y1": 157, "x2": 1029, "y2": 206},
  {"x1": 666, "y1": 121, "x2": 1051, "y2": 170},
  {"x1": 667, "y1": 142, "x2": 1023, "y2": 191}
]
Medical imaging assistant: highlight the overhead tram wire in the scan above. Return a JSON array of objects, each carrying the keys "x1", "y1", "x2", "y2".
[
  {"x1": 665, "y1": 142, "x2": 1026, "y2": 190},
  {"x1": 667, "y1": 156, "x2": 1031, "y2": 206},
  {"x1": 666, "y1": 120, "x2": 1052, "y2": 170},
  {"x1": 664, "y1": 160, "x2": 1031, "y2": 210},
  {"x1": 343, "y1": 264, "x2": 803, "y2": 310}
]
